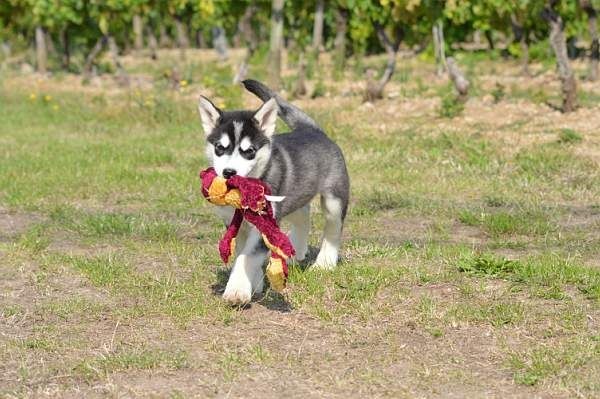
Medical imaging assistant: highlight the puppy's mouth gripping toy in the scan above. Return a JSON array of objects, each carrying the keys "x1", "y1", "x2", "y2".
[{"x1": 199, "y1": 167, "x2": 295, "y2": 292}]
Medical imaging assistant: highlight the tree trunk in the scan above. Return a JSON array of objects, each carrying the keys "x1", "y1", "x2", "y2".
[
  {"x1": 511, "y1": 14, "x2": 530, "y2": 75},
  {"x1": 168, "y1": 67, "x2": 181, "y2": 90},
  {"x1": 334, "y1": 7, "x2": 349, "y2": 71},
  {"x1": 484, "y1": 30, "x2": 495, "y2": 50},
  {"x1": 293, "y1": 52, "x2": 307, "y2": 97},
  {"x1": 446, "y1": 57, "x2": 470, "y2": 101},
  {"x1": 60, "y1": 29, "x2": 70, "y2": 69},
  {"x1": 133, "y1": 14, "x2": 144, "y2": 50},
  {"x1": 196, "y1": 30, "x2": 206, "y2": 48},
  {"x1": 268, "y1": 0, "x2": 284, "y2": 90},
  {"x1": 233, "y1": 3, "x2": 258, "y2": 84},
  {"x1": 159, "y1": 25, "x2": 171, "y2": 48},
  {"x1": 364, "y1": 25, "x2": 402, "y2": 102},
  {"x1": 581, "y1": 0, "x2": 599, "y2": 81},
  {"x1": 473, "y1": 30, "x2": 482, "y2": 46},
  {"x1": 239, "y1": 3, "x2": 258, "y2": 51},
  {"x1": 174, "y1": 17, "x2": 189, "y2": 60},
  {"x1": 0, "y1": 41, "x2": 10, "y2": 72},
  {"x1": 543, "y1": 2, "x2": 577, "y2": 112},
  {"x1": 312, "y1": 0, "x2": 324, "y2": 53},
  {"x1": 147, "y1": 27, "x2": 158, "y2": 60},
  {"x1": 45, "y1": 30, "x2": 56, "y2": 57},
  {"x1": 432, "y1": 20, "x2": 446, "y2": 76},
  {"x1": 174, "y1": 17, "x2": 190, "y2": 48},
  {"x1": 233, "y1": 50, "x2": 251, "y2": 84},
  {"x1": 35, "y1": 26, "x2": 47, "y2": 74},
  {"x1": 567, "y1": 37, "x2": 579, "y2": 59},
  {"x1": 1, "y1": 41, "x2": 10, "y2": 59},
  {"x1": 84, "y1": 35, "x2": 107, "y2": 78},
  {"x1": 108, "y1": 36, "x2": 129, "y2": 86},
  {"x1": 122, "y1": 35, "x2": 132, "y2": 55},
  {"x1": 212, "y1": 26, "x2": 229, "y2": 61},
  {"x1": 232, "y1": 33, "x2": 241, "y2": 48},
  {"x1": 520, "y1": 37, "x2": 530, "y2": 75}
]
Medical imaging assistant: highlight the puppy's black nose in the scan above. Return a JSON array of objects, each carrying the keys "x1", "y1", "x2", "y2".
[{"x1": 223, "y1": 168, "x2": 237, "y2": 179}]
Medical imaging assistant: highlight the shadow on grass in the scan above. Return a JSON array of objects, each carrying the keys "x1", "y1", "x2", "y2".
[
  {"x1": 256, "y1": 245, "x2": 321, "y2": 313},
  {"x1": 210, "y1": 267, "x2": 230, "y2": 295},
  {"x1": 209, "y1": 264, "x2": 291, "y2": 312},
  {"x1": 258, "y1": 290, "x2": 292, "y2": 312},
  {"x1": 208, "y1": 245, "x2": 321, "y2": 313},
  {"x1": 293, "y1": 245, "x2": 320, "y2": 271}
]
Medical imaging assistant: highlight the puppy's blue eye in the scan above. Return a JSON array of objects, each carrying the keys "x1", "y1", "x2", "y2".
[
  {"x1": 240, "y1": 146, "x2": 256, "y2": 159},
  {"x1": 214, "y1": 143, "x2": 227, "y2": 156}
]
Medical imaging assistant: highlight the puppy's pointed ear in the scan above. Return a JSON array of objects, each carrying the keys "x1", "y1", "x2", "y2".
[
  {"x1": 197, "y1": 96, "x2": 222, "y2": 136},
  {"x1": 253, "y1": 98, "x2": 278, "y2": 138}
]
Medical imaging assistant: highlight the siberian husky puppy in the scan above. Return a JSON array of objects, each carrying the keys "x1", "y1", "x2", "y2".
[{"x1": 198, "y1": 79, "x2": 349, "y2": 304}]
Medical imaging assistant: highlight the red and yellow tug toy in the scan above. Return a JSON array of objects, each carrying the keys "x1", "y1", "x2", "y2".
[{"x1": 200, "y1": 167, "x2": 295, "y2": 292}]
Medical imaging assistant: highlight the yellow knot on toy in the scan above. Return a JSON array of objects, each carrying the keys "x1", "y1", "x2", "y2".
[
  {"x1": 206, "y1": 176, "x2": 242, "y2": 208},
  {"x1": 266, "y1": 257, "x2": 286, "y2": 292}
]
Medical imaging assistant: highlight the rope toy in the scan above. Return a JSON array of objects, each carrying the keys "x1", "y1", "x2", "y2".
[{"x1": 200, "y1": 167, "x2": 295, "y2": 292}]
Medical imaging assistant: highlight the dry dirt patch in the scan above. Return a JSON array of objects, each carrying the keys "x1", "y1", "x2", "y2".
[{"x1": 0, "y1": 207, "x2": 44, "y2": 242}]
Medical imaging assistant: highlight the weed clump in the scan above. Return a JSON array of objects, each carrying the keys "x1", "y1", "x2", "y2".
[
  {"x1": 491, "y1": 82, "x2": 505, "y2": 103},
  {"x1": 439, "y1": 91, "x2": 465, "y2": 118},
  {"x1": 557, "y1": 128, "x2": 582, "y2": 144},
  {"x1": 457, "y1": 253, "x2": 519, "y2": 277}
]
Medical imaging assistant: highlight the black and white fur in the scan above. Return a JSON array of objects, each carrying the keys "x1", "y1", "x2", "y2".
[{"x1": 198, "y1": 79, "x2": 349, "y2": 304}]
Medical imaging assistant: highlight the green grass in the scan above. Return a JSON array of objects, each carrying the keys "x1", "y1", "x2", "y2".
[
  {"x1": 1, "y1": 53, "x2": 599, "y2": 397},
  {"x1": 41, "y1": 298, "x2": 108, "y2": 320},
  {"x1": 449, "y1": 301, "x2": 525, "y2": 327},
  {"x1": 557, "y1": 128, "x2": 583, "y2": 144},
  {"x1": 458, "y1": 208, "x2": 554, "y2": 237},
  {"x1": 48, "y1": 206, "x2": 181, "y2": 242},
  {"x1": 75, "y1": 348, "x2": 188, "y2": 381},
  {"x1": 577, "y1": 89, "x2": 600, "y2": 108},
  {"x1": 439, "y1": 90, "x2": 465, "y2": 118},
  {"x1": 1, "y1": 304, "x2": 25, "y2": 318},
  {"x1": 491, "y1": 82, "x2": 506, "y2": 103},
  {"x1": 56, "y1": 252, "x2": 235, "y2": 324},
  {"x1": 457, "y1": 253, "x2": 519, "y2": 277},
  {"x1": 17, "y1": 338, "x2": 58, "y2": 351},
  {"x1": 515, "y1": 144, "x2": 596, "y2": 186},
  {"x1": 217, "y1": 344, "x2": 272, "y2": 381},
  {"x1": 508, "y1": 84, "x2": 553, "y2": 104},
  {"x1": 70, "y1": 255, "x2": 130, "y2": 287},
  {"x1": 509, "y1": 337, "x2": 600, "y2": 386},
  {"x1": 353, "y1": 189, "x2": 413, "y2": 216},
  {"x1": 18, "y1": 223, "x2": 50, "y2": 252},
  {"x1": 457, "y1": 253, "x2": 600, "y2": 300}
]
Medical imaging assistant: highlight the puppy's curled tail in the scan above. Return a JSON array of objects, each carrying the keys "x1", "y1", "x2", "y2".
[{"x1": 242, "y1": 79, "x2": 321, "y2": 132}]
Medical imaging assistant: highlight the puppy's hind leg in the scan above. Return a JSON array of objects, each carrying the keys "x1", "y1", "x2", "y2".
[
  {"x1": 312, "y1": 194, "x2": 346, "y2": 270},
  {"x1": 286, "y1": 205, "x2": 310, "y2": 262}
]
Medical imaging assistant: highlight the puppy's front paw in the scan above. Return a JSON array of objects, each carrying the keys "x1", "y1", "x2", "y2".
[{"x1": 223, "y1": 274, "x2": 253, "y2": 305}]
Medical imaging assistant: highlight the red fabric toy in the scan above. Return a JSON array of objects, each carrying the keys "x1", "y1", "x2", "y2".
[{"x1": 199, "y1": 167, "x2": 295, "y2": 292}]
